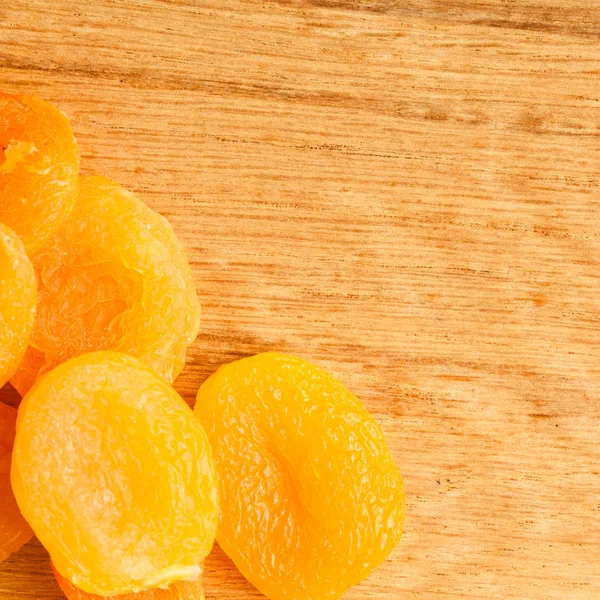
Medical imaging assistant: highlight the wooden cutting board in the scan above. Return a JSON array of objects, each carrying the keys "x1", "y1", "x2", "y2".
[{"x1": 1, "y1": 1, "x2": 599, "y2": 598}]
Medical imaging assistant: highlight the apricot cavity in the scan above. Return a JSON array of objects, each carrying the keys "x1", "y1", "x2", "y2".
[{"x1": 0, "y1": 92, "x2": 79, "y2": 251}]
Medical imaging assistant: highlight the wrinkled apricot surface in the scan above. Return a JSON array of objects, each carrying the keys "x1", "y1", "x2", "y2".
[
  {"x1": 0, "y1": 223, "x2": 37, "y2": 387},
  {"x1": 0, "y1": 401, "x2": 33, "y2": 562},
  {"x1": 11, "y1": 176, "x2": 201, "y2": 395},
  {"x1": 12, "y1": 352, "x2": 219, "y2": 597},
  {"x1": 194, "y1": 352, "x2": 405, "y2": 600},
  {"x1": 0, "y1": 92, "x2": 79, "y2": 251},
  {"x1": 53, "y1": 565, "x2": 204, "y2": 600}
]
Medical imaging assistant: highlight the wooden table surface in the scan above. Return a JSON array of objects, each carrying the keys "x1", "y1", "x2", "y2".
[{"x1": 1, "y1": 1, "x2": 600, "y2": 598}]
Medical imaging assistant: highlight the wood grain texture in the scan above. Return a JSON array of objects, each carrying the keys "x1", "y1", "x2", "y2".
[{"x1": 1, "y1": 0, "x2": 599, "y2": 598}]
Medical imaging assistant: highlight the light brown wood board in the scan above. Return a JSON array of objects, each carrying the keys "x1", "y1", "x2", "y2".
[{"x1": 0, "y1": 1, "x2": 599, "y2": 598}]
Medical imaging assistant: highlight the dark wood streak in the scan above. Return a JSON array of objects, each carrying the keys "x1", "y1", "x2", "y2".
[{"x1": 271, "y1": 0, "x2": 600, "y2": 38}]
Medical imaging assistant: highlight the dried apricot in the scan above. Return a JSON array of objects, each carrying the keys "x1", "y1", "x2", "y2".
[
  {"x1": 194, "y1": 352, "x2": 405, "y2": 600},
  {"x1": 53, "y1": 565, "x2": 204, "y2": 600},
  {"x1": 0, "y1": 401, "x2": 33, "y2": 562},
  {"x1": 11, "y1": 176, "x2": 201, "y2": 395},
  {"x1": 0, "y1": 92, "x2": 79, "y2": 251},
  {"x1": 0, "y1": 223, "x2": 36, "y2": 387},
  {"x1": 12, "y1": 351, "x2": 219, "y2": 596}
]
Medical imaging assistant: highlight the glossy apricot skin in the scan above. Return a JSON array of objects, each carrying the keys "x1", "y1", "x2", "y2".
[
  {"x1": 194, "y1": 352, "x2": 405, "y2": 600},
  {"x1": 11, "y1": 176, "x2": 201, "y2": 395},
  {"x1": 12, "y1": 352, "x2": 219, "y2": 597},
  {"x1": 0, "y1": 91, "x2": 79, "y2": 251},
  {"x1": 0, "y1": 401, "x2": 33, "y2": 562},
  {"x1": 0, "y1": 223, "x2": 37, "y2": 388},
  {"x1": 53, "y1": 565, "x2": 205, "y2": 600}
]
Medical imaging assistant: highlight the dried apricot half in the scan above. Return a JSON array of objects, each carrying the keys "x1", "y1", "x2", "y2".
[
  {"x1": 12, "y1": 351, "x2": 219, "y2": 597},
  {"x1": 53, "y1": 565, "x2": 205, "y2": 600},
  {"x1": 11, "y1": 176, "x2": 201, "y2": 395},
  {"x1": 0, "y1": 222, "x2": 36, "y2": 387},
  {"x1": 0, "y1": 92, "x2": 79, "y2": 251},
  {"x1": 194, "y1": 352, "x2": 405, "y2": 600},
  {"x1": 0, "y1": 401, "x2": 33, "y2": 562}
]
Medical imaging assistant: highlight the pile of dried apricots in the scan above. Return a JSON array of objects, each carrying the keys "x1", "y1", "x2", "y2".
[{"x1": 0, "y1": 91, "x2": 405, "y2": 600}]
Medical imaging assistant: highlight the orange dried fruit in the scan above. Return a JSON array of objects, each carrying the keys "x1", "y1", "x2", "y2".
[
  {"x1": 0, "y1": 401, "x2": 33, "y2": 562},
  {"x1": 0, "y1": 91, "x2": 79, "y2": 252},
  {"x1": 53, "y1": 565, "x2": 205, "y2": 600},
  {"x1": 11, "y1": 176, "x2": 201, "y2": 395},
  {"x1": 0, "y1": 222, "x2": 37, "y2": 387},
  {"x1": 194, "y1": 352, "x2": 405, "y2": 600},
  {"x1": 12, "y1": 351, "x2": 219, "y2": 597}
]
